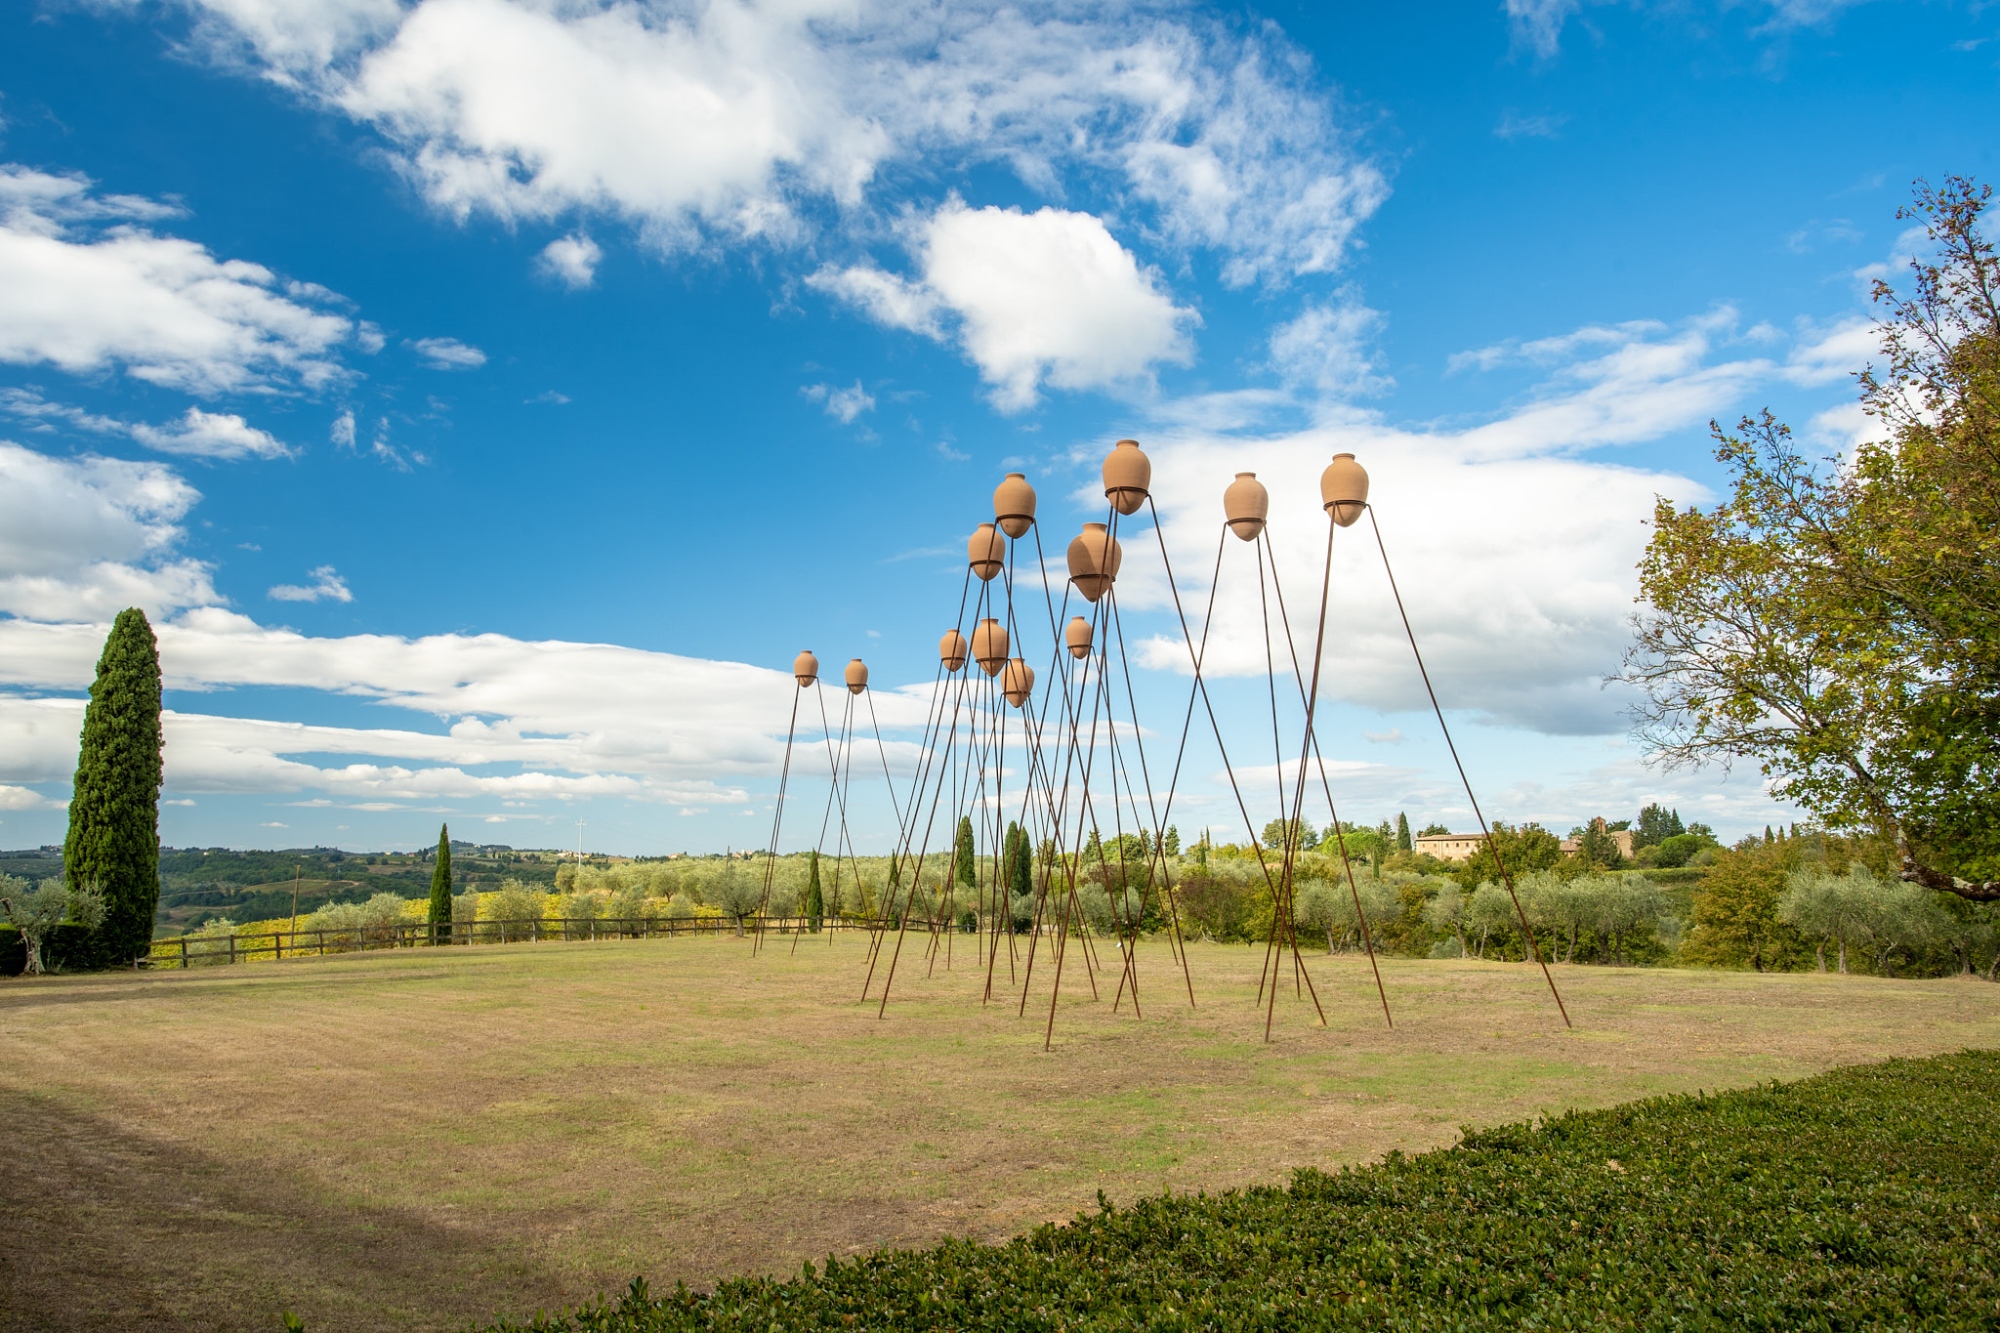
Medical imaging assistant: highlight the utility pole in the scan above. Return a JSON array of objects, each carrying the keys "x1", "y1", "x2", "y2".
[{"x1": 286, "y1": 862, "x2": 301, "y2": 959}]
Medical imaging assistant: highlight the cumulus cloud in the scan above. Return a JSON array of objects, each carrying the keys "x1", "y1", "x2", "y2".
[
  {"x1": 816, "y1": 201, "x2": 1196, "y2": 410},
  {"x1": 267, "y1": 564, "x2": 353, "y2": 602},
  {"x1": 1120, "y1": 312, "x2": 1814, "y2": 733},
  {"x1": 537, "y1": 232, "x2": 602, "y2": 288},
  {"x1": 0, "y1": 165, "x2": 355, "y2": 394},
  {"x1": 0, "y1": 441, "x2": 217, "y2": 620},
  {"x1": 164, "y1": 0, "x2": 1385, "y2": 285},
  {"x1": 0, "y1": 612, "x2": 933, "y2": 808},
  {"x1": 409, "y1": 335, "x2": 486, "y2": 368}
]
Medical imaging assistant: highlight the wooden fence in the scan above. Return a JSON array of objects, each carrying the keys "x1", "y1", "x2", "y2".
[{"x1": 147, "y1": 914, "x2": 902, "y2": 968}]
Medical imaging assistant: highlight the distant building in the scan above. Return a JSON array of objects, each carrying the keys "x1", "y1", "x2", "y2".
[
  {"x1": 1560, "y1": 828, "x2": 1636, "y2": 859},
  {"x1": 1413, "y1": 833, "x2": 1485, "y2": 861}
]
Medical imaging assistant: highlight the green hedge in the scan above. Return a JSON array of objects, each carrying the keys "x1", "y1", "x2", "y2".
[{"x1": 489, "y1": 1051, "x2": 1999, "y2": 1331}]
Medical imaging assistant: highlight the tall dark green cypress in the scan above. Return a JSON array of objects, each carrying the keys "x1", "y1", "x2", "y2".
[
  {"x1": 64, "y1": 608, "x2": 163, "y2": 967},
  {"x1": 805, "y1": 850, "x2": 824, "y2": 931},
  {"x1": 953, "y1": 815, "x2": 977, "y2": 890},
  {"x1": 427, "y1": 824, "x2": 453, "y2": 943}
]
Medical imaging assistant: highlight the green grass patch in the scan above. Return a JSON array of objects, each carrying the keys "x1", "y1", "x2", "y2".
[{"x1": 497, "y1": 1050, "x2": 2000, "y2": 1331}]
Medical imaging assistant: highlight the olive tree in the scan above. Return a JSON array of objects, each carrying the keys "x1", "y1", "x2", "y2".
[{"x1": 0, "y1": 876, "x2": 106, "y2": 975}]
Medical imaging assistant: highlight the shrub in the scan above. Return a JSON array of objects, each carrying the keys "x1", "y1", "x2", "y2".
[{"x1": 484, "y1": 1050, "x2": 2000, "y2": 1332}]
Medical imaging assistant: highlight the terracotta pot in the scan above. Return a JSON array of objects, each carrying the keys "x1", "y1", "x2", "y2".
[
  {"x1": 793, "y1": 650, "x2": 819, "y2": 687},
  {"x1": 845, "y1": 658, "x2": 869, "y2": 694},
  {"x1": 967, "y1": 522, "x2": 1006, "y2": 581},
  {"x1": 1320, "y1": 452, "x2": 1369, "y2": 527},
  {"x1": 1065, "y1": 615, "x2": 1093, "y2": 659},
  {"x1": 971, "y1": 617, "x2": 1009, "y2": 676},
  {"x1": 994, "y1": 473, "x2": 1037, "y2": 539},
  {"x1": 1066, "y1": 522, "x2": 1123, "y2": 602},
  {"x1": 1102, "y1": 438, "x2": 1151, "y2": 515},
  {"x1": 939, "y1": 628, "x2": 968, "y2": 672},
  {"x1": 1223, "y1": 471, "x2": 1268, "y2": 541},
  {"x1": 1002, "y1": 657, "x2": 1035, "y2": 708}
]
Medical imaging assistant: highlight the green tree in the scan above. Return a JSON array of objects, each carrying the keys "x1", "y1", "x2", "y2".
[
  {"x1": 805, "y1": 850, "x2": 824, "y2": 931},
  {"x1": 0, "y1": 875, "x2": 106, "y2": 975},
  {"x1": 1623, "y1": 177, "x2": 2000, "y2": 901},
  {"x1": 1395, "y1": 812, "x2": 1413, "y2": 852},
  {"x1": 427, "y1": 824, "x2": 453, "y2": 944},
  {"x1": 1163, "y1": 825, "x2": 1181, "y2": 857},
  {"x1": 1456, "y1": 822, "x2": 1562, "y2": 890},
  {"x1": 1680, "y1": 844, "x2": 1807, "y2": 971},
  {"x1": 953, "y1": 816, "x2": 977, "y2": 891},
  {"x1": 1572, "y1": 818, "x2": 1626, "y2": 870},
  {"x1": 64, "y1": 608, "x2": 163, "y2": 966},
  {"x1": 1634, "y1": 803, "x2": 1684, "y2": 849}
]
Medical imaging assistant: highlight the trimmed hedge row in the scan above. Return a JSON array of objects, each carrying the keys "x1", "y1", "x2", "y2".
[{"x1": 489, "y1": 1051, "x2": 1999, "y2": 1331}]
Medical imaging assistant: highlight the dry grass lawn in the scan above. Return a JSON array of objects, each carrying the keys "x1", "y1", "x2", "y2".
[{"x1": 2, "y1": 933, "x2": 1996, "y2": 1332}]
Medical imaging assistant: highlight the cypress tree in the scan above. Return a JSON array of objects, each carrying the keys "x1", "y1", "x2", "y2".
[
  {"x1": 805, "y1": 850, "x2": 824, "y2": 931},
  {"x1": 65, "y1": 608, "x2": 163, "y2": 967},
  {"x1": 1396, "y1": 812, "x2": 1413, "y2": 852},
  {"x1": 953, "y1": 815, "x2": 977, "y2": 889},
  {"x1": 427, "y1": 824, "x2": 453, "y2": 943}
]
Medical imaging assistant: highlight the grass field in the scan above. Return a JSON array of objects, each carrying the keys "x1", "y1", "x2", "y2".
[{"x1": 1, "y1": 935, "x2": 1996, "y2": 1332}]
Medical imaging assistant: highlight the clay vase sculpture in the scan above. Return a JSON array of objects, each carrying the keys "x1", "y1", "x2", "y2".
[
  {"x1": 1066, "y1": 522, "x2": 1123, "y2": 602},
  {"x1": 971, "y1": 618, "x2": 1009, "y2": 676},
  {"x1": 1065, "y1": 615, "x2": 1093, "y2": 659},
  {"x1": 1320, "y1": 452, "x2": 1369, "y2": 527},
  {"x1": 845, "y1": 658, "x2": 869, "y2": 695},
  {"x1": 1002, "y1": 658, "x2": 1035, "y2": 708},
  {"x1": 1223, "y1": 471, "x2": 1268, "y2": 541},
  {"x1": 994, "y1": 473, "x2": 1037, "y2": 539},
  {"x1": 968, "y1": 522, "x2": 1006, "y2": 581},
  {"x1": 1102, "y1": 438, "x2": 1151, "y2": 516},
  {"x1": 939, "y1": 628, "x2": 968, "y2": 672},
  {"x1": 793, "y1": 650, "x2": 819, "y2": 687}
]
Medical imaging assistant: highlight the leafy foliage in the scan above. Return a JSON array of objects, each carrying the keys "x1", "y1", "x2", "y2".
[
  {"x1": 1624, "y1": 177, "x2": 2000, "y2": 899},
  {"x1": 63, "y1": 608, "x2": 163, "y2": 965},
  {"x1": 428, "y1": 824, "x2": 453, "y2": 940},
  {"x1": 485, "y1": 1051, "x2": 2000, "y2": 1333}
]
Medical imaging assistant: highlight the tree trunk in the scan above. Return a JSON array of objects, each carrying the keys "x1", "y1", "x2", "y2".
[
  {"x1": 1838, "y1": 938, "x2": 1847, "y2": 974},
  {"x1": 1325, "y1": 924, "x2": 1335, "y2": 954},
  {"x1": 22, "y1": 933, "x2": 43, "y2": 976},
  {"x1": 1815, "y1": 942, "x2": 1826, "y2": 972}
]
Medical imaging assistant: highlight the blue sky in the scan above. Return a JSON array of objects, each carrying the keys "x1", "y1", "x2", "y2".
[{"x1": 1, "y1": 0, "x2": 1994, "y2": 855}]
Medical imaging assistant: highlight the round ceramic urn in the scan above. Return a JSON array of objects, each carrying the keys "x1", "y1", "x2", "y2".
[
  {"x1": 971, "y1": 618, "x2": 1009, "y2": 676},
  {"x1": 939, "y1": 628, "x2": 968, "y2": 672},
  {"x1": 845, "y1": 658, "x2": 869, "y2": 695},
  {"x1": 1066, "y1": 523, "x2": 1124, "y2": 603},
  {"x1": 793, "y1": 650, "x2": 819, "y2": 687},
  {"x1": 968, "y1": 522, "x2": 1006, "y2": 581},
  {"x1": 1223, "y1": 472, "x2": 1268, "y2": 541},
  {"x1": 1065, "y1": 615, "x2": 1093, "y2": 659},
  {"x1": 1002, "y1": 657, "x2": 1035, "y2": 708},
  {"x1": 993, "y1": 473, "x2": 1037, "y2": 539},
  {"x1": 1320, "y1": 453, "x2": 1369, "y2": 528},
  {"x1": 1102, "y1": 439, "x2": 1151, "y2": 516}
]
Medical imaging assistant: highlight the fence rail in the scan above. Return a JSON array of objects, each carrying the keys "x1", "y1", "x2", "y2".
[{"x1": 147, "y1": 914, "x2": 902, "y2": 968}]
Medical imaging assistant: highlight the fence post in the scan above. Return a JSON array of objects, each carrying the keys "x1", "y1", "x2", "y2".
[
  {"x1": 228, "y1": 932, "x2": 237, "y2": 965},
  {"x1": 180, "y1": 936, "x2": 189, "y2": 968}
]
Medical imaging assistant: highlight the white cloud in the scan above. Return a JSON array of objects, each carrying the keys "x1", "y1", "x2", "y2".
[
  {"x1": 817, "y1": 201, "x2": 1196, "y2": 410},
  {"x1": 0, "y1": 165, "x2": 355, "y2": 394},
  {"x1": 0, "y1": 441, "x2": 218, "y2": 620},
  {"x1": 330, "y1": 408, "x2": 356, "y2": 447},
  {"x1": 167, "y1": 0, "x2": 1384, "y2": 284},
  {"x1": 267, "y1": 564, "x2": 353, "y2": 602},
  {"x1": 537, "y1": 232, "x2": 602, "y2": 289},
  {"x1": 1, "y1": 389, "x2": 291, "y2": 461},
  {"x1": 1120, "y1": 312, "x2": 1812, "y2": 733},
  {"x1": 0, "y1": 784, "x2": 56, "y2": 810},
  {"x1": 409, "y1": 335, "x2": 486, "y2": 368},
  {"x1": 130, "y1": 407, "x2": 292, "y2": 459},
  {"x1": 802, "y1": 380, "x2": 875, "y2": 424},
  {"x1": 1269, "y1": 296, "x2": 1387, "y2": 399},
  {"x1": 807, "y1": 264, "x2": 941, "y2": 336},
  {"x1": 0, "y1": 612, "x2": 933, "y2": 809},
  {"x1": 1504, "y1": 0, "x2": 1871, "y2": 58}
]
